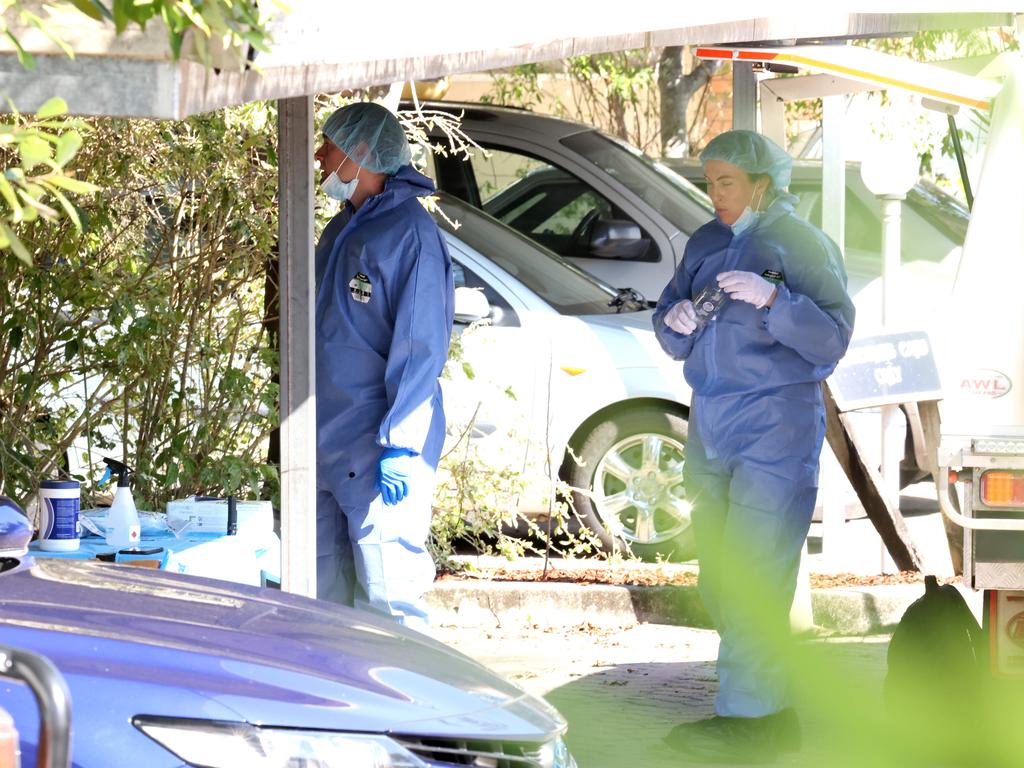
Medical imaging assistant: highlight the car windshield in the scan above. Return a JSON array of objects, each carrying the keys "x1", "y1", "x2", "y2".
[
  {"x1": 560, "y1": 131, "x2": 715, "y2": 230},
  {"x1": 905, "y1": 179, "x2": 969, "y2": 245},
  {"x1": 431, "y1": 194, "x2": 643, "y2": 316}
]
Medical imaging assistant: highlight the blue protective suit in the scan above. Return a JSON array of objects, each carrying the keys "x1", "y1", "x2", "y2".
[
  {"x1": 653, "y1": 193, "x2": 854, "y2": 717},
  {"x1": 315, "y1": 165, "x2": 454, "y2": 628}
]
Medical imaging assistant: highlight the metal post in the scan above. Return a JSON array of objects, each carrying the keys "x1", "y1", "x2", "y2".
[
  {"x1": 821, "y1": 95, "x2": 846, "y2": 251},
  {"x1": 879, "y1": 194, "x2": 904, "y2": 574},
  {"x1": 277, "y1": 96, "x2": 318, "y2": 598},
  {"x1": 758, "y1": 80, "x2": 785, "y2": 148},
  {"x1": 947, "y1": 113, "x2": 974, "y2": 211},
  {"x1": 732, "y1": 61, "x2": 757, "y2": 131},
  {"x1": 818, "y1": 93, "x2": 848, "y2": 566},
  {"x1": 880, "y1": 195, "x2": 903, "y2": 326}
]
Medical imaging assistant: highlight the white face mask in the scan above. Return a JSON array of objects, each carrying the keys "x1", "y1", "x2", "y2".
[
  {"x1": 321, "y1": 158, "x2": 360, "y2": 202},
  {"x1": 729, "y1": 183, "x2": 767, "y2": 236},
  {"x1": 730, "y1": 207, "x2": 759, "y2": 235}
]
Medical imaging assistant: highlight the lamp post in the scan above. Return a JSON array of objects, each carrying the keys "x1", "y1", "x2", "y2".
[
  {"x1": 860, "y1": 144, "x2": 919, "y2": 325},
  {"x1": 860, "y1": 142, "x2": 918, "y2": 572}
]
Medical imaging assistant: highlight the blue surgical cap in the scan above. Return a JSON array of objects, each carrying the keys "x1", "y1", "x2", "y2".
[
  {"x1": 322, "y1": 102, "x2": 412, "y2": 175},
  {"x1": 699, "y1": 130, "x2": 792, "y2": 191}
]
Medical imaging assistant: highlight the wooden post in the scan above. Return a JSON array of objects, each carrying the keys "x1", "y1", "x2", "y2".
[{"x1": 823, "y1": 383, "x2": 923, "y2": 571}]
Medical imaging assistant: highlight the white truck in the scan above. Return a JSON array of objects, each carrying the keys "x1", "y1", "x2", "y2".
[{"x1": 928, "y1": 52, "x2": 1024, "y2": 686}]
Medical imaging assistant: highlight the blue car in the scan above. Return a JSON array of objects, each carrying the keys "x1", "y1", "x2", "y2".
[{"x1": 0, "y1": 498, "x2": 575, "y2": 767}]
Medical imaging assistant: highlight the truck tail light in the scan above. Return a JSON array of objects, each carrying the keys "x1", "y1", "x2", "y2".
[{"x1": 980, "y1": 470, "x2": 1024, "y2": 507}]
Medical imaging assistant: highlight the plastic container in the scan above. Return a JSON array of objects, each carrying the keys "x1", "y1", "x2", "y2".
[
  {"x1": 105, "y1": 474, "x2": 140, "y2": 549},
  {"x1": 38, "y1": 479, "x2": 81, "y2": 552},
  {"x1": 693, "y1": 283, "x2": 728, "y2": 330}
]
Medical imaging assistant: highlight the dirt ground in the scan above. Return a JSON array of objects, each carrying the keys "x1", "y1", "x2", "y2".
[{"x1": 438, "y1": 564, "x2": 956, "y2": 589}]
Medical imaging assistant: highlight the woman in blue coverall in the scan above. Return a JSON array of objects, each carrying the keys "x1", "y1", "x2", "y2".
[
  {"x1": 653, "y1": 131, "x2": 855, "y2": 762},
  {"x1": 314, "y1": 102, "x2": 453, "y2": 629}
]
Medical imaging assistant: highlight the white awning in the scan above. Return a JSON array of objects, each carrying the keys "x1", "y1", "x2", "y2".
[
  {"x1": 0, "y1": 3, "x2": 1017, "y2": 118},
  {"x1": 696, "y1": 43, "x2": 1003, "y2": 110}
]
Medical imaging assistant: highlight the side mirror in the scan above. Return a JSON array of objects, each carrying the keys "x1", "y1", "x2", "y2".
[
  {"x1": 588, "y1": 219, "x2": 646, "y2": 259},
  {"x1": 454, "y1": 286, "x2": 491, "y2": 324},
  {"x1": 0, "y1": 497, "x2": 32, "y2": 558}
]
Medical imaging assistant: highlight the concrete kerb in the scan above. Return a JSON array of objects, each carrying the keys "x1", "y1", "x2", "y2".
[{"x1": 426, "y1": 580, "x2": 929, "y2": 635}]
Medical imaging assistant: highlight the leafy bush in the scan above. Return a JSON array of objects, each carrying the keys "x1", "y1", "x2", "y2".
[{"x1": 0, "y1": 104, "x2": 280, "y2": 511}]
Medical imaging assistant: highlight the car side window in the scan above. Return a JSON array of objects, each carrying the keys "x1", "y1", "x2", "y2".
[
  {"x1": 451, "y1": 260, "x2": 520, "y2": 328},
  {"x1": 469, "y1": 146, "x2": 659, "y2": 263}
]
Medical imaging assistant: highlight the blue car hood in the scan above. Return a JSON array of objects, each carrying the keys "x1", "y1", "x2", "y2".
[{"x1": 0, "y1": 558, "x2": 560, "y2": 741}]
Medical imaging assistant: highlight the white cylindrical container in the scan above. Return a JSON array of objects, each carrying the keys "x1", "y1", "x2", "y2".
[{"x1": 38, "y1": 479, "x2": 81, "y2": 552}]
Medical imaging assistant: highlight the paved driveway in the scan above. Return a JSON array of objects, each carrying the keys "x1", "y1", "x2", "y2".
[{"x1": 434, "y1": 623, "x2": 891, "y2": 767}]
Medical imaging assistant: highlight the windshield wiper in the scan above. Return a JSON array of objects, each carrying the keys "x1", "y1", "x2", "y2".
[{"x1": 609, "y1": 287, "x2": 646, "y2": 313}]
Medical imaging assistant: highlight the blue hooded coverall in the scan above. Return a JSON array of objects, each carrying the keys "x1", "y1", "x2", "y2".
[
  {"x1": 315, "y1": 165, "x2": 454, "y2": 628},
  {"x1": 653, "y1": 193, "x2": 854, "y2": 717}
]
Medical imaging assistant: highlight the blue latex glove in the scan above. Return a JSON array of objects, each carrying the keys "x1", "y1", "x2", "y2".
[{"x1": 377, "y1": 448, "x2": 417, "y2": 505}]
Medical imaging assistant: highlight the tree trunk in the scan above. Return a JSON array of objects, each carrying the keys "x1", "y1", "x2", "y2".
[{"x1": 658, "y1": 47, "x2": 719, "y2": 158}]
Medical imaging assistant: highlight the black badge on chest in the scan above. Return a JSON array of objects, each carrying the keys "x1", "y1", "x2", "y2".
[
  {"x1": 761, "y1": 269, "x2": 784, "y2": 285},
  {"x1": 349, "y1": 272, "x2": 372, "y2": 304}
]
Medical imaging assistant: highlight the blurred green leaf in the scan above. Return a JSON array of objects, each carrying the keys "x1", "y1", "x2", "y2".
[
  {"x1": 5, "y1": 29, "x2": 36, "y2": 70},
  {"x1": 66, "y1": 0, "x2": 108, "y2": 21},
  {"x1": 0, "y1": 175, "x2": 24, "y2": 220},
  {"x1": 41, "y1": 185, "x2": 83, "y2": 229},
  {"x1": 112, "y1": 0, "x2": 130, "y2": 33},
  {"x1": 45, "y1": 175, "x2": 98, "y2": 194},
  {"x1": 54, "y1": 131, "x2": 83, "y2": 166},
  {"x1": 19, "y1": 135, "x2": 53, "y2": 168},
  {"x1": 34, "y1": 97, "x2": 68, "y2": 120},
  {"x1": 1, "y1": 224, "x2": 32, "y2": 264}
]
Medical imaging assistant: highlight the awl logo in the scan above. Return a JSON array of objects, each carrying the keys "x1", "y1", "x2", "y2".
[{"x1": 959, "y1": 369, "x2": 1012, "y2": 399}]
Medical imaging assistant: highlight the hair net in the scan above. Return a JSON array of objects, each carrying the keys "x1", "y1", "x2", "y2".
[
  {"x1": 699, "y1": 130, "x2": 792, "y2": 191},
  {"x1": 322, "y1": 102, "x2": 412, "y2": 175}
]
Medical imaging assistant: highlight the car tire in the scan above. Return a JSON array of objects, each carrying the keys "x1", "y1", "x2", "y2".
[{"x1": 566, "y1": 406, "x2": 695, "y2": 562}]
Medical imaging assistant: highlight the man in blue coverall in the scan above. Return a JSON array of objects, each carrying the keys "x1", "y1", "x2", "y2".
[
  {"x1": 314, "y1": 102, "x2": 453, "y2": 629},
  {"x1": 653, "y1": 130, "x2": 855, "y2": 762}
]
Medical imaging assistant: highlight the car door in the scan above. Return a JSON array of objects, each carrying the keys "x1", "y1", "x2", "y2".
[
  {"x1": 429, "y1": 135, "x2": 677, "y2": 299},
  {"x1": 441, "y1": 239, "x2": 554, "y2": 506}
]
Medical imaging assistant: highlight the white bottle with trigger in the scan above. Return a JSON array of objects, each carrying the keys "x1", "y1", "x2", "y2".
[{"x1": 105, "y1": 468, "x2": 140, "y2": 548}]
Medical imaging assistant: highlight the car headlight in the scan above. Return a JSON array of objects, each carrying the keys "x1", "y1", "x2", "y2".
[
  {"x1": 133, "y1": 717, "x2": 428, "y2": 768},
  {"x1": 538, "y1": 736, "x2": 577, "y2": 768}
]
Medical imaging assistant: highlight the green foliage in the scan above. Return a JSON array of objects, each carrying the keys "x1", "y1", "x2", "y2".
[
  {"x1": 0, "y1": 0, "x2": 277, "y2": 258},
  {"x1": 857, "y1": 28, "x2": 1018, "y2": 184},
  {"x1": 485, "y1": 50, "x2": 682, "y2": 156},
  {"x1": 0, "y1": 102, "x2": 280, "y2": 511},
  {"x1": 481, "y1": 63, "x2": 548, "y2": 111},
  {"x1": 0, "y1": 98, "x2": 97, "y2": 263},
  {"x1": 0, "y1": 0, "x2": 74, "y2": 68},
  {"x1": 566, "y1": 51, "x2": 659, "y2": 151},
  {"x1": 430, "y1": 322, "x2": 604, "y2": 569},
  {"x1": 12, "y1": 0, "x2": 278, "y2": 67}
]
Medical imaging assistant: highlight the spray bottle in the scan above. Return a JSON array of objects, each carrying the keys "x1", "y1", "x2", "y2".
[{"x1": 103, "y1": 458, "x2": 140, "y2": 548}]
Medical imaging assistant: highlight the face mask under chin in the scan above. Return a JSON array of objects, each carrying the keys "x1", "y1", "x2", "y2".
[
  {"x1": 321, "y1": 157, "x2": 360, "y2": 202},
  {"x1": 730, "y1": 206, "x2": 759, "y2": 235},
  {"x1": 728, "y1": 184, "x2": 768, "y2": 236}
]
